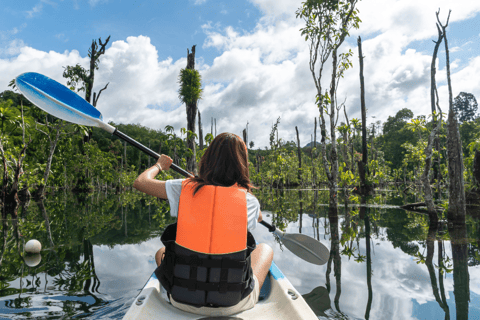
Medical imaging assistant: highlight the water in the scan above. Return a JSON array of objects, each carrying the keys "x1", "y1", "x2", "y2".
[{"x1": 0, "y1": 189, "x2": 478, "y2": 319}]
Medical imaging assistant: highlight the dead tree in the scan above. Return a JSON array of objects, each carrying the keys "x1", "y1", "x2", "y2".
[
  {"x1": 437, "y1": 10, "x2": 466, "y2": 223},
  {"x1": 63, "y1": 36, "x2": 110, "y2": 142},
  {"x1": 431, "y1": 23, "x2": 444, "y2": 199},
  {"x1": 35, "y1": 118, "x2": 68, "y2": 199},
  {"x1": 420, "y1": 21, "x2": 445, "y2": 220},
  {"x1": 358, "y1": 36, "x2": 370, "y2": 196},
  {"x1": 198, "y1": 110, "x2": 204, "y2": 150},
  {"x1": 295, "y1": 126, "x2": 302, "y2": 184},
  {"x1": 178, "y1": 45, "x2": 202, "y2": 174}
]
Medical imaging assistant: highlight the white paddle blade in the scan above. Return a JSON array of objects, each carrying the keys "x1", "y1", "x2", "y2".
[
  {"x1": 276, "y1": 231, "x2": 330, "y2": 265},
  {"x1": 15, "y1": 72, "x2": 104, "y2": 127}
]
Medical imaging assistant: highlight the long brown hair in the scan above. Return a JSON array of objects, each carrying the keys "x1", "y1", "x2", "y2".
[{"x1": 187, "y1": 132, "x2": 253, "y2": 195}]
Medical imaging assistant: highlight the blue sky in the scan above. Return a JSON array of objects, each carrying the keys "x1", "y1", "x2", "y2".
[
  {"x1": 1, "y1": 0, "x2": 262, "y2": 65},
  {"x1": 2, "y1": 0, "x2": 480, "y2": 148}
]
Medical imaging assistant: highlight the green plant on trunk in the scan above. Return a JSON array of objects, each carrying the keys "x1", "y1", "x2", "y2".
[{"x1": 178, "y1": 68, "x2": 202, "y2": 106}]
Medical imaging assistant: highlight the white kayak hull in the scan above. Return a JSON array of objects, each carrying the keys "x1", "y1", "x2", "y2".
[{"x1": 123, "y1": 261, "x2": 317, "y2": 319}]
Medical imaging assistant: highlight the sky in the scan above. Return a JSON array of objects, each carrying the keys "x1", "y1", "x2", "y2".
[{"x1": 1, "y1": 0, "x2": 480, "y2": 148}]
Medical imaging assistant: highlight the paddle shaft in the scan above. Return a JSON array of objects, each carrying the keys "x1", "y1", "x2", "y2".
[
  {"x1": 112, "y1": 129, "x2": 192, "y2": 177},
  {"x1": 259, "y1": 220, "x2": 276, "y2": 232}
]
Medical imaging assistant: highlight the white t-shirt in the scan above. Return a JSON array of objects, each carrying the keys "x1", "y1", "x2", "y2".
[{"x1": 165, "y1": 179, "x2": 260, "y2": 231}]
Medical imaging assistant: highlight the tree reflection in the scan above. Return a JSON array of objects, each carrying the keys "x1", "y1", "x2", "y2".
[
  {"x1": 362, "y1": 202, "x2": 373, "y2": 320},
  {"x1": 326, "y1": 214, "x2": 343, "y2": 313},
  {"x1": 425, "y1": 219, "x2": 450, "y2": 320},
  {"x1": 449, "y1": 220, "x2": 470, "y2": 320},
  {"x1": 252, "y1": 189, "x2": 478, "y2": 319}
]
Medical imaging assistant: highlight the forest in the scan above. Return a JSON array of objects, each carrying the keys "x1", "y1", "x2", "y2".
[{"x1": 1, "y1": 85, "x2": 479, "y2": 214}]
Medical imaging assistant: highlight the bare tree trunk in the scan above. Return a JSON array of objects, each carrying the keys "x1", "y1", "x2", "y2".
[
  {"x1": 198, "y1": 110, "x2": 204, "y2": 150},
  {"x1": 137, "y1": 149, "x2": 142, "y2": 173},
  {"x1": 295, "y1": 126, "x2": 302, "y2": 184},
  {"x1": 313, "y1": 118, "x2": 317, "y2": 187},
  {"x1": 437, "y1": 11, "x2": 466, "y2": 223},
  {"x1": 124, "y1": 141, "x2": 127, "y2": 169},
  {"x1": 422, "y1": 22, "x2": 444, "y2": 219},
  {"x1": 431, "y1": 24, "x2": 444, "y2": 199},
  {"x1": 473, "y1": 150, "x2": 480, "y2": 186},
  {"x1": 358, "y1": 36, "x2": 369, "y2": 196},
  {"x1": 186, "y1": 45, "x2": 198, "y2": 175},
  {"x1": 327, "y1": 50, "x2": 339, "y2": 217},
  {"x1": 421, "y1": 103, "x2": 442, "y2": 220},
  {"x1": 36, "y1": 120, "x2": 64, "y2": 199},
  {"x1": 148, "y1": 142, "x2": 151, "y2": 167}
]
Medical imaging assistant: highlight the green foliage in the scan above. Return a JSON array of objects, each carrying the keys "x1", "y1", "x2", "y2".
[
  {"x1": 62, "y1": 64, "x2": 88, "y2": 93},
  {"x1": 296, "y1": 0, "x2": 362, "y2": 50},
  {"x1": 379, "y1": 108, "x2": 418, "y2": 170},
  {"x1": 453, "y1": 92, "x2": 478, "y2": 123},
  {"x1": 178, "y1": 68, "x2": 203, "y2": 105}
]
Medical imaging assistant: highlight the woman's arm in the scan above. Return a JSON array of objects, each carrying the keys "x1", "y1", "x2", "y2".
[
  {"x1": 258, "y1": 210, "x2": 263, "y2": 222},
  {"x1": 133, "y1": 155, "x2": 173, "y2": 199}
]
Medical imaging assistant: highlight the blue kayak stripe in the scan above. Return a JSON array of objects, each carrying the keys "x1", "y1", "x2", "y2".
[
  {"x1": 16, "y1": 73, "x2": 102, "y2": 120},
  {"x1": 269, "y1": 261, "x2": 285, "y2": 280}
]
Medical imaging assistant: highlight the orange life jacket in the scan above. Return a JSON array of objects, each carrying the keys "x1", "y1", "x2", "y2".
[{"x1": 156, "y1": 180, "x2": 256, "y2": 308}]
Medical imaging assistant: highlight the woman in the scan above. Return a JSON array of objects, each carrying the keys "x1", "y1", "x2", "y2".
[{"x1": 133, "y1": 132, "x2": 273, "y2": 317}]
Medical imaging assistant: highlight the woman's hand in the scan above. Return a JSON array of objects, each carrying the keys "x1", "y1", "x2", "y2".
[
  {"x1": 133, "y1": 154, "x2": 173, "y2": 199},
  {"x1": 157, "y1": 154, "x2": 173, "y2": 171}
]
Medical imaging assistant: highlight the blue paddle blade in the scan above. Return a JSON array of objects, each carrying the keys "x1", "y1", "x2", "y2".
[{"x1": 15, "y1": 72, "x2": 103, "y2": 127}]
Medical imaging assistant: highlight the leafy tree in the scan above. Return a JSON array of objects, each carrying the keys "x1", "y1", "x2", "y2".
[
  {"x1": 296, "y1": 0, "x2": 361, "y2": 217},
  {"x1": 379, "y1": 108, "x2": 417, "y2": 170},
  {"x1": 453, "y1": 92, "x2": 478, "y2": 123}
]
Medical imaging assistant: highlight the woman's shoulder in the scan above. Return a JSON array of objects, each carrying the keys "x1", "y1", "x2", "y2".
[{"x1": 166, "y1": 179, "x2": 186, "y2": 190}]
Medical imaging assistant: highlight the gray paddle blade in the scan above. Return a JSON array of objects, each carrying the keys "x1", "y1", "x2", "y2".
[{"x1": 278, "y1": 231, "x2": 330, "y2": 265}]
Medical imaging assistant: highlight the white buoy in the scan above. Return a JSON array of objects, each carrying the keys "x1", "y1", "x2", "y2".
[
  {"x1": 24, "y1": 253, "x2": 42, "y2": 267},
  {"x1": 25, "y1": 239, "x2": 42, "y2": 254}
]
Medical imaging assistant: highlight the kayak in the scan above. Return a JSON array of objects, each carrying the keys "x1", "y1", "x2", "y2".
[{"x1": 123, "y1": 261, "x2": 318, "y2": 319}]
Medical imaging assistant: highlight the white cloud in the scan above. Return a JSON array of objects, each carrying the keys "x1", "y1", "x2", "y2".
[
  {"x1": 0, "y1": 45, "x2": 85, "y2": 89},
  {"x1": 26, "y1": 2, "x2": 45, "y2": 18},
  {"x1": 0, "y1": 39, "x2": 27, "y2": 57},
  {"x1": 194, "y1": 0, "x2": 207, "y2": 5},
  {"x1": 26, "y1": 0, "x2": 58, "y2": 18},
  {"x1": 0, "y1": 24, "x2": 27, "y2": 41}
]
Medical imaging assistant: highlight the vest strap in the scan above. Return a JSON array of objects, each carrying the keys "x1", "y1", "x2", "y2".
[
  {"x1": 174, "y1": 254, "x2": 246, "y2": 269},
  {"x1": 173, "y1": 277, "x2": 249, "y2": 292}
]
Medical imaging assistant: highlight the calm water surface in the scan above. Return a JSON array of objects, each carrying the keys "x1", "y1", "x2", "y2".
[{"x1": 0, "y1": 189, "x2": 479, "y2": 319}]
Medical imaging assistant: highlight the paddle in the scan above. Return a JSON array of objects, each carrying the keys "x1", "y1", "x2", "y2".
[
  {"x1": 15, "y1": 72, "x2": 330, "y2": 265},
  {"x1": 15, "y1": 72, "x2": 191, "y2": 177}
]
